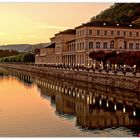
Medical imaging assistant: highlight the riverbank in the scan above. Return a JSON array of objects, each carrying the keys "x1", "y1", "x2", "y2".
[{"x1": 0, "y1": 63, "x2": 140, "y2": 91}]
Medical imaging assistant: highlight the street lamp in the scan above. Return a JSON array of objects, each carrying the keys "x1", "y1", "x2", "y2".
[
  {"x1": 114, "y1": 64, "x2": 117, "y2": 75},
  {"x1": 106, "y1": 63, "x2": 109, "y2": 74},
  {"x1": 87, "y1": 63, "x2": 90, "y2": 72},
  {"x1": 123, "y1": 64, "x2": 126, "y2": 76},
  {"x1": 82, "y1": 63, "x2": 85, "y2": 71},
  {"x1": 92, "y1": 63, "x2": 95, "y2": 72},
  {"x1": 133, "y1": 65, "x2": 137, "y2": 77},
  {"x1": 99, "y1": 63, "x2": 102, "y2": 73},
  {"x1": 77, "y1": 63, "x2": 79, "y2": 71}
]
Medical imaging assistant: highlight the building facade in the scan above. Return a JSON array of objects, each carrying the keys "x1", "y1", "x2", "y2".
[{"x1": 35, "y1": 22, "x2": 140, "y2": 66}]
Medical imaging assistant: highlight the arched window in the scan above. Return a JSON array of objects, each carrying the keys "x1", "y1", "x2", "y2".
[{"x1": 110, "y1": 41, "x2": 114, "y2": 49}]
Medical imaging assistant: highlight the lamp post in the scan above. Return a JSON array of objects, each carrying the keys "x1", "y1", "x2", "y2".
[
  {"x1": 77, "y1": 63, "x2": 79, "y2": 71},
  {"x1": 114, "y1": 64, "x2": 117, "y2": 75},
  {"x1": 69, "y1": 63, "x2": 71, "y2": 70},
  {"x1": 92, "y1": 63, "x2": 95, "y2": 72},
  {"x1": 133, "y1": 65, "x2": 137, "y2": 77},
  {"x1": 87, "y1": 63, "x2": 90, "y2": 72},
  {"x1": 99, "y1": 63, "x2": 102, "y2": 73},
  {"x1": 72, "y1": 63, "x2": 75, "y2": 70},
  {"x1": 123, "y1": 64, "x2": 126, "y2": 76},
  {"x1": 106, "y1": 63, "x2": 109, "y2": 74},
  {"x1": 82, "y1": 63, "x2": 85, "y2": 71}
]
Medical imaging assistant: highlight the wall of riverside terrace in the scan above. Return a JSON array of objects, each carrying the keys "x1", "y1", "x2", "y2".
[{"x1": 0, "y1": 63, "x2": 140, "y2": 91}]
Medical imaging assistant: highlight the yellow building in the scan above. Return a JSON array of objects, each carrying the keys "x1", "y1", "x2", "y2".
[{"x1": 35, "y1": 22, "x2": 140, "y2": 66}]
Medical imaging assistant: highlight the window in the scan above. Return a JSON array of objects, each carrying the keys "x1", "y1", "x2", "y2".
[
  {"x1": 136, "y1": 43, "x2": 139, "y2": 49},
  {"x1": 82, "y1": 30, "x2": 84, "y2": 36},
  {"x1": 136, "y1": 32, "x2": 139, "y2": 37},
  {"x1": 77, "y1": 31, "x2": 79, "y2": 36},
  {"x1": 104, "y1": 30, "x2": 107, "y2": 36},
  {"x1": 103, "y1": 42, "x2": 107, "y2": 49},
  {"x1": 129, "y1": 32, "x2": 132, "y2": 37},
  {"x1": 96, "y1": 42, "x2": 100, "y2": 48},
  {"x1": 80, "y1": 42, "x2": 82, "y2": 50},
  {"x1": 124, "y1": 41, "x2": 127, "y2": 49},
  {"x1": 123, "y1": 31, "x2": 126, "y2": 36},
  {"x1": 77, "y1": 42, "x2": 79, "y2": 50},
  {"x1": 129, "y1": 43, "x2": 133, "y2": 49},
  {"x1": 110, "y1": 41, "x2": 114, "y2": 49},
  {"x1": 82, "y1": 42, "x2": 84, "y2": 50},
  {"x1": 117, "y1": 31, "x2": 120, "y2": 36},
  {"x1": 89, "y1": 29, "x2": 92, "y2": 35},
  {"x1": 97, "y1": 30, "x2": 100, "y2": 36},
  {"x1": 111, "y1": 31, "x2": 114, "y2": 36},
  {"x1": 89, "y1": 42, "x2": 93, "y2": 49}
]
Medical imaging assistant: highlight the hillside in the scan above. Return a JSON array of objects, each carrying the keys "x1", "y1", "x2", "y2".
[
  {"x1": 0, "y1": 43, "x2": 49, "y2": 52},
  {"x1": 91, "y1": 3, "x2": 140, "y2": 25}
]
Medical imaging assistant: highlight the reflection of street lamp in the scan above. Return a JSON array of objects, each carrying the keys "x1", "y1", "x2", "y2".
[
  {"x1": 106, "y1": 100, "x2": 109, "y2": 107},
  {"x1": 123, "y1": 105, "x2": 126, "y2": 113},
  {"x1": 114, "y1": 103, "x2": 117, "y2": 111},
  {"x1": 133, "y1": 109, "x2": 136, "y2": 117},
  {"x1": 99, "y1": 99, "x2": 102, "y2": 106}
]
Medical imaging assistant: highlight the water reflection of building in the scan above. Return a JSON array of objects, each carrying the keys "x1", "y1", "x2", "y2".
[
  {"x1": 1, "y1": 68, "x2": 140, "y2": 130},
  {"x1": 32, "y1": 75, "x2": 140, "y2": 129},
  {"x1": 55, "y1": 87, "x2": 76, "y2": 115}
]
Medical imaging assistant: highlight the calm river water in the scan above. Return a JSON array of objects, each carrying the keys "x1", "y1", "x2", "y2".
[{"x1": 0, "y1": 67, "x2": 140, "y2": 137}]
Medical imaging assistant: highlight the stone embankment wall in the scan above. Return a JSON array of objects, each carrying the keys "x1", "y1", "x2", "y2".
[{"x1": 0, "y1": 63, "x2": 140, "y2": 91}]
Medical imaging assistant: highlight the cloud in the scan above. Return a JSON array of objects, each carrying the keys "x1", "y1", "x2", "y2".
[
  {"x1": 0, "y1": 32, "x2": 10, "y2": 36},
  {"x1": 40, "y1": 25, "x2": 68, "y2": 30},
  {"x1": 25, "y1": 35, "x2": 37, "y2": 38}
]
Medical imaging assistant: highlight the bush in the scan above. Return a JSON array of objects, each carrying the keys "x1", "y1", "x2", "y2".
[{"x1": 0, "y1": 53, "x2": 35, "y2": 62}]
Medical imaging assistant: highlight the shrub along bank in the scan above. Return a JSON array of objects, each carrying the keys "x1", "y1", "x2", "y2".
[{"x1": 0, "y1": 53, "x2": 35, "y2": 62}]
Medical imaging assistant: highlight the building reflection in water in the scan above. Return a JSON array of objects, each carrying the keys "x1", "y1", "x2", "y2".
[{"x1": 1, "y1": 67, "x2": 140, "y2": 134}]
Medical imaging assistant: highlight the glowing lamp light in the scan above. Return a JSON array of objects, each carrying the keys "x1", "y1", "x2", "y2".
[
  {"x1": 99, "y1": 99, "x2": 102, "y2": 106},
  {"x1": 123, "y1": 106, "x2": 126, "y2": 113},
  {"x1": 133, "y1": 109, "x2": 136, "y2": 117},
  {"x1": 114, "y1": 103, "x2": 117, "y2": 111},
  {"x1": 93, "y1": 98, "x2": 96, "y2": 104}
]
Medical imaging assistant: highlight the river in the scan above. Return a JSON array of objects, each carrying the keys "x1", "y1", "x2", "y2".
[{"x1": 0, "y1": 67, "x2": 139, "y2": 137}]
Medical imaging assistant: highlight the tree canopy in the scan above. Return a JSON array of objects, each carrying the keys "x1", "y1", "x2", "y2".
[
  {"x1": 90, "y1": 3, "x2": 140, "y2": 25},
  {"x1": 89, "y1": 51, "x2": 140, "y2": 68}
]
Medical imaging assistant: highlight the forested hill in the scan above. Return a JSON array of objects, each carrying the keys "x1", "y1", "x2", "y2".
[
  {"x1": 90, "y1": 3, "x2": 140, "y2": 25},
  {"x1": 0, "y1": 43, "x2": 49, "y2": 52}
]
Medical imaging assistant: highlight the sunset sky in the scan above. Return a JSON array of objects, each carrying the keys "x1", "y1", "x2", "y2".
[{"x1": 0, "y1": 3, "x2": 112, "y2": 45}]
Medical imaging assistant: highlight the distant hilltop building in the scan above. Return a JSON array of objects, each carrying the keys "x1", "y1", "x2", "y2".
[{"x1": 35, "y1": 21, "x2": 140, "y2": 66}]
